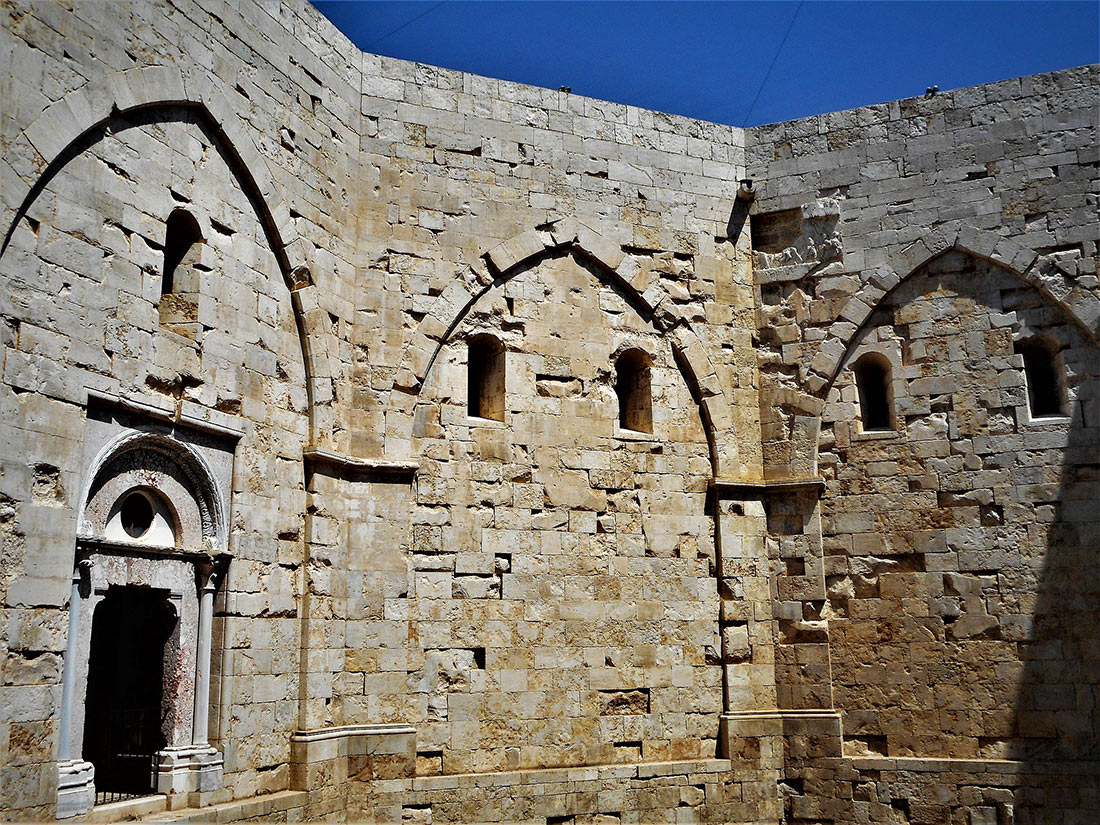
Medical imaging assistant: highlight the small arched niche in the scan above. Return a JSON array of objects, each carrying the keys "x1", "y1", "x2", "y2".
[
  {"x1": 160, "y1": 209, "x2": 204, "y2": 335},
  {"x1": 1014, "y1": 334, "x2": 1068, "y2": 419},
  {"x1": 853, "y1": 352, "x2": 894, "y2": 432},
  {"x1": 615, "y1": 348, "x2": 653, "y2": 434},
  {"x1": 468, "y1": 333, "x2": 505, "y2": 421}
]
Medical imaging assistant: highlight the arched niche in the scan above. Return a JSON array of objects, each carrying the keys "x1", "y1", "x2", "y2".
[
  {"x1": 389, "y1": 226, "x2": 734, "y2": 475},
  {"x1": 407, "y1": 248, "x2": 722, "y2": 774},
  {"x1": 615, "y1": 348, "x2": 654, "y2": 434},
  {"x1": 818, "y1": 249, "x2": 1100, "y2": 760},
  {"x1": 1, "y1": 65, "x2": 337, "y2": 446}
]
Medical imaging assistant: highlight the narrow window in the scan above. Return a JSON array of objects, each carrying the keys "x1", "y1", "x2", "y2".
[
  {"x1": 160, "y1": 210, "x2": 203, "y2": 333},
  {"x1": 162, "y1": 210, "x2": 202, "y2": 295},
  {"x1": 1015, "y1": 337, "x2": 1066, "y2": 418},
  {"x1": 854, "y1": 354, "x2": 893, "y2": 431},
  {"x1": 468, "y1": 334, "x2": 505, "y2": 421},
  {"x1": 615, "y1": 349, "x2": 652, "y2": 433}
]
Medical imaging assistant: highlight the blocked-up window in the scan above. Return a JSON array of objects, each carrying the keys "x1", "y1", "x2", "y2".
[
  {"x1": 750, "y1": 206, "x2": 802, "y2": 254},
  {"x1": 854, "y1": 353, "x2": 893, "y2": 431},
  {"x1": 160, "y1": 210, "x2": 203, "y2": 331},
  {"x1": 468, "y1": 334, "x2": 505, "y2": 420},
  {"x1": 616, "y1": 349, "x2": 652, "y2": 433},
  {"x1": 1015, "y1": 336, "x2": 1066, "y2": 418}
]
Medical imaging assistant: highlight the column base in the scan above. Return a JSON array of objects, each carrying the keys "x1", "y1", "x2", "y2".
[
  {"x1": 154, "y1": 745, "x2": 224, "y2": 797},
  {"x1": 290, "y1": 724, "x2": 416, "y2": 792},
  {"x1": 56, "y1": 759, "x2": 96, "y2": 819},
  {"x1": 720, "y1": 709, "x2": 842, "y2": 767}
]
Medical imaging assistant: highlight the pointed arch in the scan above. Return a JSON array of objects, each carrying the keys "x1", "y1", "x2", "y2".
[
  {"x1": 1, "y1": 66, "x2": 337, "y2": 446},
  {"x1": 388, "y1": 222, "x2": 737, "y2": 475},
  {"x1": 806, "y1": 225, "x2": 1100, "y2": 399}
]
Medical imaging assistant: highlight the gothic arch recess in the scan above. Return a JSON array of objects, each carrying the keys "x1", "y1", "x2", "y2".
[
  {"x1": 1, "y1": 65, "x2": 337, "y2": 447},
  {"x1": 812, "y1": 229, "x2": 1099, "y2": 401},
  {"x1": 390, "y1": 223, "x2": 736, "y2": 476},
  {"x1": 815, "y1": 245, "x2": 1099, "y2": 760},
  {"x1": 765, "y1": 234, "x2": 1100, "y2": 479}
]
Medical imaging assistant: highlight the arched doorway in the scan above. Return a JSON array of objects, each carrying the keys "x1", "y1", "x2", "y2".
[
  {"x1": 56, "y1": 413, "x2": 234, "y2": 817},
  {"x1": 82, "y1": 588, "x2": 179, "y2": 801}
]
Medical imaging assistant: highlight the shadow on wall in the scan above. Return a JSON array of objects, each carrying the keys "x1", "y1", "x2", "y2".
[
  {"x1": 817, "y1": 251, "x2": 1099, "y2": 762},
  {"x1": 1016, "y1": 354, "x2": 1099, "y2": 761}
]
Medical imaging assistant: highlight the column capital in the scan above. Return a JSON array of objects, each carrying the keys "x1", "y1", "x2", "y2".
[{"x1": 197, "y1": 553, "x2": 231, "y2": 591}]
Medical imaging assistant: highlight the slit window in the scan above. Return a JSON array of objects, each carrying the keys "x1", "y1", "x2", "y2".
[
  {"x1": 1015, "y1": 337, "x2": 1066, "y2": 418},
  {"x1": 615, "y1": 349, "x2": 652, "y2": 434},
  {"x1": 468, "y1": 334, "x2": 505, "y2": 421},
  {"x1": 854, "y1": 354, "x2": 893, "y2": 431}
]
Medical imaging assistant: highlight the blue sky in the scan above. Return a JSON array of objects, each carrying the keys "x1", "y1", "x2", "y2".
[{"x1": 314, "y1": 1, "x2": 1099, "y2": 127}]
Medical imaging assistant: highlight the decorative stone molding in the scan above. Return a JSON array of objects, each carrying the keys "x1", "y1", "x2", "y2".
[
  {"x1": 85, "y1": 389, "x2": 246, "y2": 441},
  {"x1": 290, "y1": 724, "x2": 418, "y2": 791},
  {"x1": 303, "y1": 448, "x2": 419, "y2": 480},
  {"x1": 720, "y1": 709, "x2": 843, "y2": 764},
  {"x1": 55, "y1": 760, "x2": 96, "y2": 819},
  {"x1": 711, "y1": 477, "x2": 827, "y2": 496},
  {"x1": 79, "y1": 431, "x2": 226, "y2": 553}
]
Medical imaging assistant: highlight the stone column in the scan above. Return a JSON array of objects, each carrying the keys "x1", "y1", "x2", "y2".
[
  {"x1": 713, "y1": 479, "x2": 841, "y2": 825},
  {"x1": 156, "y1": 559, "x2": 225, "y2": 805},
  {"x1": 58, "y1": 561, "x2": 88, "y2": 761},
  {"x1": 192, "y1": 564, "x2": 219, "y2": 746},
  {"x1": 56, "y1": 558, "x2": 95, "y2": 818}
]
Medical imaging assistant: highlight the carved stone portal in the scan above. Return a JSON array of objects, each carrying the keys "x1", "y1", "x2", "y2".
[{"x1": 56, "y1": 405, "x2": 234, "y2": 816}]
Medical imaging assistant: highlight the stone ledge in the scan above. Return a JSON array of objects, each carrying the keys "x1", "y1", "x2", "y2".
[
  {"x1": 303, "y1": 448, "x2": 419, "y2": 478},
  {"x1": 845, "y1": 756, "x2": 1100, "y2": 775},
  {"x1": 412, "y1": 758, "x2": 735, "y2": 791},
  {"x1": 712, "y1": 477, "x2": 826, "y2": 495},
  {"x1": 291, "y1": 723, "x2": 416, "y2": 743},
  {"x1": 131, "y1": 789, "x2": 310, "y2": 823},
  {"x1": 86, "y1": 794, "x2": 168, "y2": 824},
  {"x1": 290, "y1": 723, "x2": 417, "y2": 764},
  {"x1": 86, "y1": 389, "x2": 245, "y2": 441}
]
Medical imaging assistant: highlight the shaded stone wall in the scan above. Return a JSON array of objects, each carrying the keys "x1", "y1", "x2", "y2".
[
  {"x1": 744, "y1": 60, "x2": 1099, "y2": 825},
  {"x1": 821, "y1": 251, "x2": 1099, "y2": 760}
]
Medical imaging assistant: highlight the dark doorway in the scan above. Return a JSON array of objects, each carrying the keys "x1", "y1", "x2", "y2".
[{"x1": 82, "y1": 587, "x2": 177, "y2": 801}]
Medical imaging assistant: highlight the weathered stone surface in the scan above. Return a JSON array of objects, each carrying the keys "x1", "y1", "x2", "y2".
[{"x1": 0, "y1": 1, "x2": 1096, "y2": 822}]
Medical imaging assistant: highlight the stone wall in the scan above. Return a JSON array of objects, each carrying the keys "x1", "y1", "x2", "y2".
[
  {"x1": 1, "y1": 106, "x2": 313, "y2": 812},
  {"x1": 406, "y1": 249, "x2": 720, "y2": 774},
  {"x1": 745, "y1": 63, "x2": 1099, "y2": 825},
  {"x1": 822, "y1": 251, "x2": 1098, "y2": 762},
  {"x1": 0, "y1": 0, "x2": 1097, "y2": 822}
]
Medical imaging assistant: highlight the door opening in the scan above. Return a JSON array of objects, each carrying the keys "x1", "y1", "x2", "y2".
[{"x1": 82, "y1": 587, "x2": 177, "y2": 803}]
